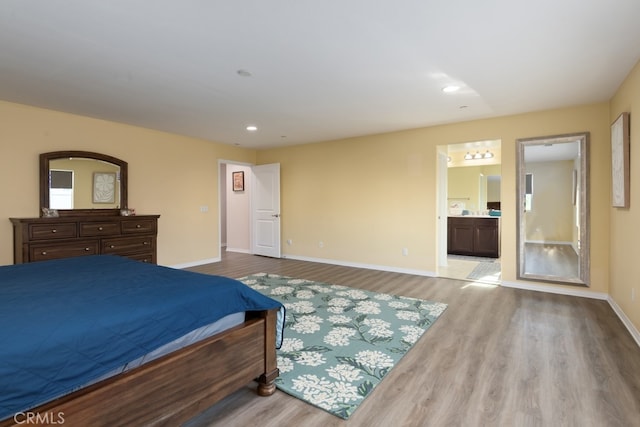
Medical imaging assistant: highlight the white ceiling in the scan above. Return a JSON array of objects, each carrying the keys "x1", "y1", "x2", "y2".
[{"x1": 1, "y1": 1, "x2": 639, "y2": 149}]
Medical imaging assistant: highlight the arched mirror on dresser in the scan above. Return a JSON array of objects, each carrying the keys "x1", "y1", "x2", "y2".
[
  {"x1": 11, "y1": 151, "x2": 159, "y2": 265},
  {"x1": 516, "y1": 132, "x2": 590, "y2": 286},
  {"x1": 40, "y1": 150, "x2": 128, "y2": 215}
]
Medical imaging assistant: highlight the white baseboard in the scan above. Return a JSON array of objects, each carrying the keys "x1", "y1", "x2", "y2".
[
  {"x1": 525, "y1": 240, "x2": 573, "y2": 245},
  {"x1": 500, "y1": 280, "x2": 608, "y2": 300},
  {"x1": 607, "y1": 296, "x2": 640, "y2": 348},
  {"x1": 283, "y1": 254, "x2": 437, "y2": 277},
  {"x1": 169, "y1": 257, "x2": 220, "y2": 269},
  {"x1": 226, "y1": 247, "x2": 251, "y2": 254}
]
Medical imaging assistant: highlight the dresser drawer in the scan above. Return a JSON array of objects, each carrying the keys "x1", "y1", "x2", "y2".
[
  {"x1": 79, "y1": 221, "x2": 120, "y2": 236},
  {"x1": 121, "y1": 219, "x2": 157, "y2": 234},
  {"x1": 30, "y1": 241, "x2": 99, "y2": 262},
  {"x1": 102, "y1": 236, "x2": 155, "y2": 255},
  {"x1": 126, "y1": 252, "x2": 155, "y2": 263},
  {"x1": 29, "y1": 223, "x2": 77, "y2": 240}
]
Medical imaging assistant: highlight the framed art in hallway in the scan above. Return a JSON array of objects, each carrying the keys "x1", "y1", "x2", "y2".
[
  {"x1": 232, "y1": 171, "x2": 244, "y2": 192},
  {"x1": 611, "y1": 112, "x2": 630, "y2": 208}
]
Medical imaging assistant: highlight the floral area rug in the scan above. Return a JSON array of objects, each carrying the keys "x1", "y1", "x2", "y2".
[{"x1": 239, "y1": 273, "x2": 447, "y2": 419}]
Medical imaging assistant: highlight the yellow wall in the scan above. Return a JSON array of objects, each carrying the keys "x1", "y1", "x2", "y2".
[
  {"x1": 609, "y1": 59, "x2": 640, "y2": 330},
  {"x1": 257, "y1": 103, "x2": 611, "y2": 296},
  {"x1": 525, "y1": 160, "x2": 574, "y2": 242},
  {"x1": 0, "y1": 100, "x2": 256, "y2": 266}
]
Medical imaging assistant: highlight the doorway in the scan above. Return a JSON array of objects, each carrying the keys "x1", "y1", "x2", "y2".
[
  {"x1": 437, "y1": 140, "x2": 503, "y2": 285},
  {"x1": 218, "y1": 160, "x2": 282, "y2": 259},
  {"x1": 219, "y1": 161, "x2": 252, "y2": 255}
]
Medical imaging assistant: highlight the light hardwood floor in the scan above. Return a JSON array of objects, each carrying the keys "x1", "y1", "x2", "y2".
[{"x1": 184, "y1": 252, "x2": 640, "y2": 427}]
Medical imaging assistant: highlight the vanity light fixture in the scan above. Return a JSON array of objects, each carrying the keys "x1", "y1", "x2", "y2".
[
  {"x1": 442, "y1": 85, "x2": 460, "y2": 93},
  {"x1": 464, "y1": 150, "x2": 494, "y2": 160},
  {"x1": 246, "y1": 125, "x2": 258, "y2": 132}
]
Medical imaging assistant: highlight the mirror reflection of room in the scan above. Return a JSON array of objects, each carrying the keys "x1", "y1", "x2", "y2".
[
  {"x1": 516, "y1": 132, "x2": 589, "y2": 286},
  {"x1": 49, "y1": 157, "x2": 121, "y2": 210}
]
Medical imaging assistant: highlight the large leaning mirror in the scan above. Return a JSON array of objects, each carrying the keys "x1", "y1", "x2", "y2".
[
  {"x1": 516, "y1": 132, "x2": 590, "y2": 286},
  {"x1": 40, "y1": 151, "x2": 128, "y2": 216}
]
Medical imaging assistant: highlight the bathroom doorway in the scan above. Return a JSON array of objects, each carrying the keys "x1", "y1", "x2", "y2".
[{"x1": 437, "y1": 140, "x2": 502, "y2": 285}]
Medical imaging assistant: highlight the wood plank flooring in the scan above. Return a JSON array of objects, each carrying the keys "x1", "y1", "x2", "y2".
[{"x1": 184, "y1": 251, "x2": 640, "y2": 427}]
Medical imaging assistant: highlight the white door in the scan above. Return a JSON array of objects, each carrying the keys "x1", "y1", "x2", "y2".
[{"x1": 251, "y1": 163, "x2": 281, "y2": 258}]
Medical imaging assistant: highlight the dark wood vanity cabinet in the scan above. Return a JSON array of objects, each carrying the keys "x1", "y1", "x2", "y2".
[
  {"x1": 11, "y1": 215, "x2": 160, "y2": 264},
  {"x1": 448, "y1": 216, "x2": 500, "y2": 258}
]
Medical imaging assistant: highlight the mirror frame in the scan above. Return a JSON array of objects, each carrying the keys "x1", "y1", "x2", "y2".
[
  {"x1": 516, "y1": 132, "x2": 590, "y2": 286},
  {"x1": 40, "y1": 150, "x2": 128, "y2": 216}
]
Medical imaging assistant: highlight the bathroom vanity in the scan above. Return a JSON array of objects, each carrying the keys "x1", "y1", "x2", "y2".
[{"x1": 447, "y1": 216, "x2": 500, "y2": 258}]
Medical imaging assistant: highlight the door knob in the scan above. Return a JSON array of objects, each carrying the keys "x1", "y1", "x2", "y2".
[{"x1": 272, "y1": 214, "x2": 280, "y2": 218}]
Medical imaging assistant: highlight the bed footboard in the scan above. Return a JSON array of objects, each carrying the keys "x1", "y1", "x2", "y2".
[{"x1": 0, "y1": 308, "x2": 280, "y2": 427}]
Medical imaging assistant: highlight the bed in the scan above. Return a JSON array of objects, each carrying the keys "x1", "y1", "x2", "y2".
[{"x1": 0, "y1": 255, "x2": 284, "y2": 426}]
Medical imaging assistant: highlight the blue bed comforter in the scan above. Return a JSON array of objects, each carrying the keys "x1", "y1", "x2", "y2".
[{"x1": 0, "y1": 255, "x2": 283, "y2": 420}]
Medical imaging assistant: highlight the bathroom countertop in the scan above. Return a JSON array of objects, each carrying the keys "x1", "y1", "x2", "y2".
[{"x1": 448, "y1": 215, "x2": 500, "y2": 218}]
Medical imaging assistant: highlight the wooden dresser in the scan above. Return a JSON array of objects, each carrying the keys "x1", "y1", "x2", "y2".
[{"x1": 11, "y1": 214, "x2": 160, "y2": 264}]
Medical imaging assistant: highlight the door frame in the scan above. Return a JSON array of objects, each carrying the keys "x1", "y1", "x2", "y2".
[{"x1": 218, "y1": 159, "x2": 254, "y2": 256}]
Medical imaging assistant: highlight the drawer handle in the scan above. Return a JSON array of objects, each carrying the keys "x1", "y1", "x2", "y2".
[
  {"x1": 136, "y1": 224, "x2": 141, "y2": 228},
  {"x1": 41, "y1": 251, "x2": 47, "y2": 255},
  {"x1": 51, "y1": 229, "x2": 57, "y2": 233},
  {"x1": 143, "y1": 241, "x2": 149, "y2": 245},
  {"x1": 85, "y1": 247, "x2": 91, "y2": 251},
  {"x1": 110, "y1": 245, "x2": 116, "y2": 249},
  {"x1": 98, "y1": 226, "x2": 103, "y2": 231}
]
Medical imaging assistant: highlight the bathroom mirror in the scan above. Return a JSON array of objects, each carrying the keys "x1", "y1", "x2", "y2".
[
  {"x1": 516, "y1": 132, "x2": 589, "y2": 286},
  {"x1": 40, "y1": 151, "x2": 128, "y2": 216}
]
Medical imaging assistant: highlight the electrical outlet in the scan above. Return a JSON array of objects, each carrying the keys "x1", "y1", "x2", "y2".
[
  {"x1": 402, "y1": 247, "x2": 409, "y2": 256},
  {"x1": 199, "y1": 206, "x2": 208, "y2": 213},
  {"x1": 319, "y1": 241, "x2": 324, "y2": 248},
  {"x1": 287, "y1": 239, "x2": 293, "y2": 246}
]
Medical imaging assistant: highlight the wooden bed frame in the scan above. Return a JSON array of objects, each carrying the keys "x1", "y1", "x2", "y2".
[{"x1": 0, "y1": 309, "x2": 279, "y2": 427}]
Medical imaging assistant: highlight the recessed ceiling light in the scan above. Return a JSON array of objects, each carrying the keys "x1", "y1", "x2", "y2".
[
  {"x1": 246, "y1": 125, "x2": 258, "y2": 132},
  {"x1": 442, "y1": 85, "x2": 460, "y2": 93}
]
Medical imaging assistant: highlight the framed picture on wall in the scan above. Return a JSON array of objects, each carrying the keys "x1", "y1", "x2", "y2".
[
  {"x1": 611, "y1": 112, "x2": 630, "y2": 208},
  {"x1": 232, "y1": 171, "x2": 244, "y2": 192}
]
